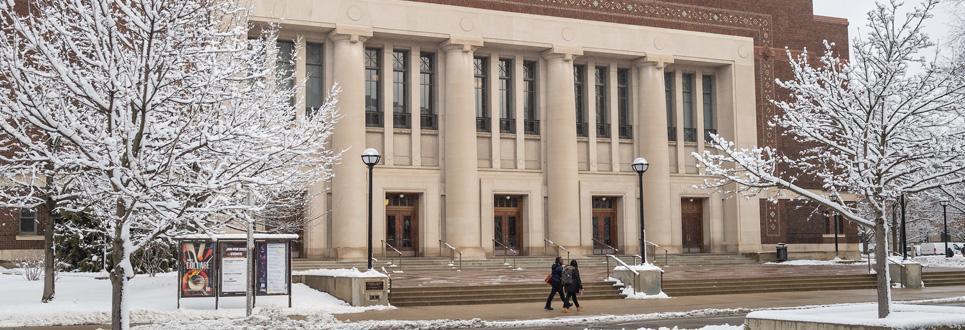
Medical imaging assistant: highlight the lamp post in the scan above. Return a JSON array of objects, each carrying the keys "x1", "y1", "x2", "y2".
[
  {"x1": 632, "y1": 157, "x2": 650, "y2": 264},
  {"x1": 901, "y1": 193, "x2": 908, "y2": 260},
  {"x1": 361, "y1": 148, "x2": 381, "y2": 270},
  {"x1": 833, "y1": 213, "x2": 841, "y2": 259},
  {"x1": 941, "y1": 200, "x2": 950, "y2": 258}
]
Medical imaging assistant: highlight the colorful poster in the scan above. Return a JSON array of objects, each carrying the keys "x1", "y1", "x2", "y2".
[
  {"x1": 257, "y1": 242, "x2": 288, "y2": 295},
  {"x1": 220, "y1": 242, "x2": 248, "y2": 296},
  {"x1": 179, "y1": 241, "x2": 217, "y2": 297}
]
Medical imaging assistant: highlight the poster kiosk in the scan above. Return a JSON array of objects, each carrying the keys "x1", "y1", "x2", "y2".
[{"x1": 175, "y1": 234, "x2": 296, "y2": 309}]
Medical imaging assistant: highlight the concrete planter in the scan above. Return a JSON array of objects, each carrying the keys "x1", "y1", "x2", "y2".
[
  {"x1": 294, "y1": 274, "x2": 390, "y2": 306},
  {"x1": 613, "y1": 268, "x2": 662, "y2": 295},
  {"x1": 888, "y1": 261, "x2": 923, "y2": 289}
]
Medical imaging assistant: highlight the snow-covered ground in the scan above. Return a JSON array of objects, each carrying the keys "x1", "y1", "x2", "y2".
[
  {"x1": 746, "y1": 303, "x2": 965, "y2": 328},
  {"x1": 639, "y1": 326, "x2": 743, "y2": 330},
  {"x1": 0, "y1": 272, "x2": 391, "y2": 327},
  {"x1": 913, "y1": 255, "x2": 965, "y2": 268},
  {"x1": 765, "y1": 257, "x2": 864, "y2": 266}
]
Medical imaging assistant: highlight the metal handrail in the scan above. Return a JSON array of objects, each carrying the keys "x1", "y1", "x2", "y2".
[
  {"x1": 592, "y1": 238, "x2": 619, "y2": 255},
  {"x1": 605, "y1": 254, "x2": 638, "y2": 294},
  {"x1": 543, "y1": 238, "x2": 571, "y2": 260},
  {"x1": 381, "y1": 266, "x2": 393, "y2": 293},
  {"x1": 646, "y1": 241, "x2": 669, "y2": 265},
  {"x1": 439, "y1": 240, "x2": 462, "y2": 271},
  {"x1": 492, "y1": 239, "x2": 519, "y2": 270},
  {"x1": 381, "y1": 240, "x2": 403, "y2": 269}
]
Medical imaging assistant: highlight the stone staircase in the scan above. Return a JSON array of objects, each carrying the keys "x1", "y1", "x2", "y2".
[
  {"x1": 292, "y1": 253, "x2": 759, "y2": 272},
  {"x1": 663, "y1": 273, "x2": 878, "y2": 296},
  {"x1": 389, "y1": 281, "x2": 624, "y2": 306},
  {"x1": 923, "y1": 271, "x2": 965, "y2": 287}
]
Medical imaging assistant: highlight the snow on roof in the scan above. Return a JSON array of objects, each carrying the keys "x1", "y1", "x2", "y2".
[
  {"x1": 174, "y1": 233, "x2": 299, "y2": 240},
  {"x1": 746, "y1": 303, "x2": 965, "y2": 328}
]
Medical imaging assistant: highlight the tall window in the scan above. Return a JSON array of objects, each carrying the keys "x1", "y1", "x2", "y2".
[
  {"x1": 420, "y1": 53, "x2": 436, "y2": 129},
  {"x1": 498, "y1": 59, "x2": 514, "y2": 133},
  {"x1": 665, "y1": 72, "x2": 676, "y2": 142},
  {"x1": 306, "y1": 42, "x2": 324, "y2": 118},
  {"x1": 19, "y1": 208, "x2": 36, "y2": 234},
  {"x1": 702, "y1": 75, "x2": 716, "y2": 141},
  {"x1": 365, "y1": 48, "x2": 382, "y2": 127},
  {"x1": 392, "y1": 50, "x2": 409, "y2": 128},
  {"x1": 595, "y1": 66, "x2": 610, "y2": 138},
  {"x1": 617, "y1": 68, "x2": 631, "y2": 139},
  {"x1": 474, "y1": 57, "x2": 490, "y2": 132},
  {"x1": 574, "y1": 65, "x2": 588, "y2": 137},
  {"x1": 523, "y1": 61, "x2": 538, "y2": 135},
  {"x1": 276, "y1": 40, "x2": 295, "y2": 106},
  {"x1": 682, "y1": 73, "x2": 696, "y2": 142}
]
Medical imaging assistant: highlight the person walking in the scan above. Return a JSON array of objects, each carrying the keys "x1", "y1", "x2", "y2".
[
  {"x1": 561, "y1": 260, "x2": 583, "y2": 313},
  {"x1": 543, "y1": 256, "x2": 565, "y2": 310}
]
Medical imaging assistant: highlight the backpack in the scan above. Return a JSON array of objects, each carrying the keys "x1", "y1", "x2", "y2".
[{"x1": 561, "y1": 266, "x2": 574, "y2": 286}]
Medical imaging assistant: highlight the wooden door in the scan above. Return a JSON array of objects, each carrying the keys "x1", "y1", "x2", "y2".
[
  {"x1": 592, "y1": 197, "x2": 618, "y2": 254},
  {"x1": 494, "y1": 195, "x2": 523, "y2": 254},
  {"x1": 386, "y1": 194, "x2": 418, "y2": 256},
  {"x1": 681, "y1": 198, "x2": 704, "y2": 253}
]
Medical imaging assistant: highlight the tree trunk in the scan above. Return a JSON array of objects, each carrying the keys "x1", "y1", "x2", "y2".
[
  {"x1": 874, "y1": 215, "x2": 892, "y2": 318},
  {"x1": 110, "y1": 226, "x2": 129, "y2": 329},
  {"x1": 41, "y1": 198, "x2": 56, "y2": 303}
]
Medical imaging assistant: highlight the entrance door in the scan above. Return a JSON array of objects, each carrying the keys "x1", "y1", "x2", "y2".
[
  {"x1": 386, "y1": 193, "x2": 418, "y2": 256},
  {"x1": 681, "y1": 198, "x2": 704, "y2": 253},
  {"x1": 592, "y1": 197, "x2": 619, "y2": 254},
  {"x1": 494, "y1": 195, "x2": 523, "y2": 255}
]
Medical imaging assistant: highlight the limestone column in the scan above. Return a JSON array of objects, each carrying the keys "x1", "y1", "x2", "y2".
[
  {"x1": 544, "y1": 47, "x2": 584, "y2": 255},
  {"x1": 635, "y1": 58, "x2": 674, "y2": 254},
  {"x1": 329, "y1": 27, "x2": 372, "y2": 260},
  {"x1": 442, "y1": 37, "x2": 486, "y2": 258}
]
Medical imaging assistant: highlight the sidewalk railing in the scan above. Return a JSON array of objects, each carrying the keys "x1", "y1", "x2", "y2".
[
  {"x1": 492, "y1": 239, "x2": 518, "y2": 270},
  {"x1": 645, "y1": 241, "x2": 668, "y2": 265},
  {"x1": 439, "y1": 240, "x2": 462, "y2": 271},
  {"x1": 544, "y1": 238, "x2": 571, "y2": 260},
  {"x1": 605, "y1": 254, "x2": 637, "y2": 294}
]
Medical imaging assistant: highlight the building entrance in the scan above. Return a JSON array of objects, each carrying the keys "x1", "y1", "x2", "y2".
[
  {"x1": 494, "y1": 195, "x2": 523, "y2": 255},
  {"x1": 386, "y1": 193, "x2": 418, "y2": 256},
  {"x1": 592, "y1": 197, "x2": 619, "y2": 254},
  {"x1": 681, "y1": 198, "x2": 704, "y2": 253}
]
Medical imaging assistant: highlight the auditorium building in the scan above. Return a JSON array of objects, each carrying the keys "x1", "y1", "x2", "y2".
[{"x1": 0, "y1": 0, "x2": 859, "y2": 261}]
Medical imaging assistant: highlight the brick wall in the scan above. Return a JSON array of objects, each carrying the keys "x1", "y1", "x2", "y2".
[{"x1": 0, "y1": 206, "x2": 45, "y2": 250}]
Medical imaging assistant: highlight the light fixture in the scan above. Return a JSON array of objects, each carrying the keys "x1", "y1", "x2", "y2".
[
  {"x1": 632, "y1": 157, "x2": 649, "y2": 174},
  {"x1": 361, "y1": 148, "x2": 381, "y2": 166}
]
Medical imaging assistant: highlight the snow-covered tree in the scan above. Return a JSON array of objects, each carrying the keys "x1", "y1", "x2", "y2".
[
  {"x1": 0, "y1": 0, "x2": 340, "y2": 328},
  {"x1": 694, "y1": 0, "x2": 965, "y2": 318}
]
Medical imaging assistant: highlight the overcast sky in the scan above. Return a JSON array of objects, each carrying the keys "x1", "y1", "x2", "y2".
[{"x1": 812, "y1": 0, "x2": 960, "y2": 61}]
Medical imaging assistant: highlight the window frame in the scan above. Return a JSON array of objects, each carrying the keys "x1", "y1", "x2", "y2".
[
  {"x1": 617, "y1": 68, "x2": 632, "y2": 139},
  {"x1": 364, "y1": 48, "x2": 383, "y2": 127},
  {"x1": 19, "y1": 208, "x2": 37, "y2": 234},
  {"x1": 665, "y1": 72, "x2": 677, "y2": 142},
  {"x1": 474, "y1": 56, "x2": 490, "y2": 132},
  {"x1": 702, "y1": 74, "x2": 717, "y2": 142},
  {"x1": 305, "y1": 42, "x2": 324, "y2": 118},
  {"x1": 682, "y1": 73, "x2": 696, "y2": 142},
  {"x1": 498, "y1": 58, "x2": 515, "y2": 134},
  {"x1": 419, "y1": 53, "x2": 437, "y2": 130},
  {"x1": 594, "y1": 66, "x2": 610, "y2": 138},
  {"x1": 392, "y1": 49, "x2": 410, "y2": 129},
  {"x1": 574, "y1": 64, "x2": 588, "y2": 137},
  {"x1": 522, "y1": 60, "x2": 539, "y2": 135}
]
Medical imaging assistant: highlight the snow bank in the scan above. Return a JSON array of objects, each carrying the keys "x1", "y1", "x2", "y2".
[
  {"x1": 913, "y1": 255, "x2": 965, "y2": 268},
  {"x1": 293, "y1": 267, "x2": 388, "y2": 278},
  {"x1": 765, "y1": 258, "x2": 863, "y2": 266},
  {"x1": 638, "y1": 325, "x2": 744, "y2": 330},
  {"x1": 620, "y1": 286, "x2": 670, "y2": 300},
  {"x1": 0, "y1": 272, "x2": 390, "y2": 327},
  {"x1": 746, "y1": 303, "x2": 965, "y2": 329}
]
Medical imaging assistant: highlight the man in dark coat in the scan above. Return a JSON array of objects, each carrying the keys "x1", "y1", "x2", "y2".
[{"x1": 544, "y1": 256, "x2": 565, "y2": 310}]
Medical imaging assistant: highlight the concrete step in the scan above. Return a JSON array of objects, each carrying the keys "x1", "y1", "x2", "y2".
[
  {"x1": 390, "y1": 293, "x2": 622, "y2": 307},
  {"x1": 665, "y1": 284, "x2": 879, "y2": 296},
  {"x1": 389, "y1": 281, "x2": 623, "y2": 307}
]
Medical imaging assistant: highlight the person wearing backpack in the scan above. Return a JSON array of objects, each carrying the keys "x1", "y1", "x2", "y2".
[
  {"x1": 561, "y1": 260, "x2": 583, "y2": 313},
  {"x1": 543, "y1": 256, "x2": 565, "y2": 310}
]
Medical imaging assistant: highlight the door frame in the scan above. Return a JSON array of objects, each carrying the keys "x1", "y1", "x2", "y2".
[
  {"x1": 493, "y1": 194, "x2": 525, "y2": 256},
  {"x1": 680, "y1": 197, "x2": 705, "y2": 253},
  {"x1": 591, "y1": 196, "x2": 620, "y2": 254},
  {"x1": 385, "y1": 193, "x2": 419, "y2": 257}
]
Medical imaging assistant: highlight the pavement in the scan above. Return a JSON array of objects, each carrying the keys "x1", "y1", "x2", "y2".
[{"x1": 336, "y1": 285, "x2": 965, "y2": 326}]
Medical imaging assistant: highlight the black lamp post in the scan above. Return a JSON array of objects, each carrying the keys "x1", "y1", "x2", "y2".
[
  {"x1": 901, "y1": 193, "x2": 908, "y2": 260},
  {"x1": 632, "y1": 157, "x2": 650, "y2": 264},
  {"x1": 361, "y1": 148, "x2": 381, "y2": 270},
  {"x1": 833, "y1": 213, "x2": 841, "y2": 258},
  {"x1": 941, "y1": 200, "x2": 951, "y2": 258}
]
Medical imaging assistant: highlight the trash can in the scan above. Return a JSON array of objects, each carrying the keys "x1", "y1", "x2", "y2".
[{"x1": 776, "y1": 243, "x2": 788, "y2": 262}]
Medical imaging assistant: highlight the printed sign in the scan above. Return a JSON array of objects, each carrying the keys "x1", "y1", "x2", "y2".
[
  {"x1": 257, "y1": 242, "x2": 289, "y2": 295},
  {"x1": 179, "y1": 241, "x2": 217, "y2": 297},
  {"x1": 220, "y1": 242, "x2": 248, "y2": 296}
]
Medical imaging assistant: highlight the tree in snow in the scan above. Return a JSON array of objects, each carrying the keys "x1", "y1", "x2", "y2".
[
  {"x1": 694, "y1": 0, "x2": 965, "y2": 318},
  {"x1": 0, "y1": 0, "x2": 340, "y2": 328}
]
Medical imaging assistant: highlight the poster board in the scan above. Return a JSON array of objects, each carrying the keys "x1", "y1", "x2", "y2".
[
  {"x1": 256, "y1": 241, "x2": 290, "y2": 295},
  {"x1": 178, "y1": 241, "x2": 218, "y2": 297},
  {"x1": 219, "y1": 242, "x2": 248, "y2": 296}
]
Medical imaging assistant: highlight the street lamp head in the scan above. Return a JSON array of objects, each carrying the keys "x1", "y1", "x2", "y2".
[
  {"x1": 631, "y1": 157, "x2": 649, "y2": 174},
  {"x1": 940, "y1": 200, "x2": 950, "y2": 207},
  {"x1": 361, "y1": 148, "x2": 381, "y2": 166}
]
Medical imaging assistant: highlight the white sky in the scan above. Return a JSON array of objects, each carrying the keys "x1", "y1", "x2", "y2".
[{"x1": 812, "y1": 0, "x2": 960, "y2": 61}]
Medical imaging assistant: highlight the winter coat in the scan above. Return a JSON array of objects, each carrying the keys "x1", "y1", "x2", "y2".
[
  {"x1": 563, "y1": 266, "x2": 583, "y2": 292},
  {"x1": 550, "y1": 263, "x2": 563, "y2": 285}
]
